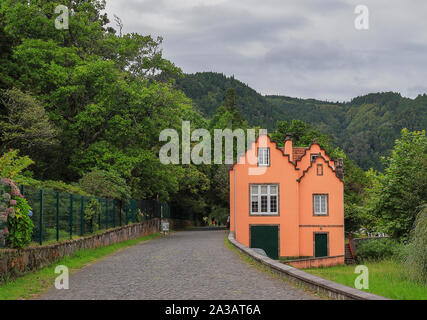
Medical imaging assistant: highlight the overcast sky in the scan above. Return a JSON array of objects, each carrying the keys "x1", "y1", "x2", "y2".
[{"x1": 104, "y1": 0, "x2": 427, "y2": 102}]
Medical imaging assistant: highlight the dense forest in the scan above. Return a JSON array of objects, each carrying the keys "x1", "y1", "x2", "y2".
[
  {"x1": 0, "y1": 0, "x2": 425, "y2": 245},
  {"x1": 176, "y1": 72, "x2": 427, "y2": 170}
]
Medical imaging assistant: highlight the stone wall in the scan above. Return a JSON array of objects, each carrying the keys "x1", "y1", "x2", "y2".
[
  {"x1": 284, "y1": 255, "x2": 345, "y2": 269},
  {"x1": 228, "y1": 232, "x2": 387, "y2": 300},
  {"x1": 0, "y1": 218, "x2": 160, "y2": 279}
]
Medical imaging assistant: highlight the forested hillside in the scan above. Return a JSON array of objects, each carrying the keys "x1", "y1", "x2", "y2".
[
  {"x1": 176, "y1": 72, "x2": 427, "y2": 170},
  {"x1": 0, "y1": 0, "x2": 425, "y2": 239}
]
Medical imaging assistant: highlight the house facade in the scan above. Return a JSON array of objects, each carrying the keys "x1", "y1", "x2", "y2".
[{"x1": 229, "y1": 134, "x2": 345, "y2": 266}]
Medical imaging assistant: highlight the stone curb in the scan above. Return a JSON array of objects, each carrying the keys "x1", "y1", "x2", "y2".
[
  {"x1": 190, "y1": 226, "x2": 228, "y2": 231},
  {"x1": 228, "y1": 232, "x2": 389, "y2": 300},
  {"x1": 0, "y1": 219, "x2": 160, "y2": 278}
]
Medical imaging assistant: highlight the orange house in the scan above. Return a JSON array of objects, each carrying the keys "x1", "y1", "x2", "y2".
[{"x1": 229, "y1": 134, "x2": 345, "y2": 266}]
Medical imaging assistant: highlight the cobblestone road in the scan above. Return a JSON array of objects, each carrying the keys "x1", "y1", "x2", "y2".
[{"x1": 39, "y1": 230, "x2": 318, "y2": 300}]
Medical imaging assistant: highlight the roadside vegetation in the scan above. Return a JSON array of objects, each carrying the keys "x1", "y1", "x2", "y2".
[
  {"x1": 0, "y1": 233, "x2": 161, "y2": 300},
  {"x1": 305, "y1": 260, "x2": 427, "y2": 300},
  {"x1": 0, "y1": 0, "x2": 425, "y2": 299},
  {"x1": 306, "y1": 131, "x2": 426, "y2": 300}
]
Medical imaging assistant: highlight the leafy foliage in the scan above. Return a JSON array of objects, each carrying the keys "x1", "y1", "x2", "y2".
[
  {"x1": 79, "y1": 169, "x2": 131, "y2": 200},
  {"x1": 176, "y1": 73, "x2": 427, "y2": 171},
  {"x1": 0, "y1": 149, "x2": 34, "y2": 181},
  {"x1": 0, "y1": 88, "x2": 57, "y2": 154},
  {"x1": 7, "y1": 195, "x2": 34, "y2": 248},
  {"x1": 84, "y1": 199, "x2": 101, "y2": 234},
  {"x1": 366, "y1": 129, "x2": 427, "y2": 240},
  {"x1": 0, "y1": 178, "x2": 34, "y2": 248},
  {"x1": 355, "y1": 238, "x2": 402, "y2": 262},
  {"x1": 405, "y1": 205, "x2": 427, "y2": 284}
]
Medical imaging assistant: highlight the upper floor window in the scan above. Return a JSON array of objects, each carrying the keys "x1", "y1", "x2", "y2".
[
  {"x1": 311, "y1": 153, "x2": 319, "y2": 162},
  {"x1": 250, "y1": 184, "x2": 278, "y2": 215},
  {"x1": 317, "y1": 164, "x2": 323, "y2": 176},
  {"x1": 258, "y1": 148, "x2": 270, "y2": 166},
  {"x1": 313, "y1": 194, "x2": 328, "y2": 216}
]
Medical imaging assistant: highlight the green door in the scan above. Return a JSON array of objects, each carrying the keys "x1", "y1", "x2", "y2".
[
  {"x1": 250, "y1": 226, "x2": 279, "y2": 260},
  {"x1": 315, "y1": 233, "x2": 328, "y2": 257}
]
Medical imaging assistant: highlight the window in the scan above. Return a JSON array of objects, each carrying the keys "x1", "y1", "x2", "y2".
[
  {"x1": 250, "y1": 184, "x2": 278, "y2": 215},
  {"x1": 317, "y1": 164, "x2": 323, "y2": 176},
  {"x1": 311, "y1": 153, "x2": 320, "y2": 162},
  {"x1": 313, "y1": 194, "x2": 328, "y2": 215},
  {"x1": 258, "y1": 148, "x2": 270, "y2": 166}
]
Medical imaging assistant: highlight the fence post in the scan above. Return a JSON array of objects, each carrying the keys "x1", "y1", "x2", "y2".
[
  {"x1": 119, "y1": 200, "x2": 122, "y2": 226},
  {"x1": 80, "y1": 196, "x2": 84, "y2": 236},
  {"x1": 105, "y1": 199, "x2": 109, "y2": 229},
  {"x1": 125, "y1": 203, "x2": 128, "y2": 225},
  {"x1": 69, "y1": 194, "x2": 73, "y2": 239},
  {"x1": 39, "y1": 189, "x2": 43, "y2": 245},
  {"x1": 56, "y1": 192, "x2": 59, "y2": 241},
  {"x1": 113, "y1": 199, "x2": 116, "y2": 228},
  {"x1": 98, "y1": 199, "x2": 101, "y2": 229}
]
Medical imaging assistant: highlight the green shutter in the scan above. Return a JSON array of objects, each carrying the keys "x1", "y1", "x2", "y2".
[{"x1": 250, "y1": 225, "x2": 279, "y2": 259}]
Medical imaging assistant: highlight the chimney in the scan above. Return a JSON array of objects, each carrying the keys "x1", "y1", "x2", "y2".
[
  {"x1": 335, "y1": 158, "x2": 344, "y2": 180},
  {"x1": 284, "y1": 134, "x2": 293, "y2": 159}
]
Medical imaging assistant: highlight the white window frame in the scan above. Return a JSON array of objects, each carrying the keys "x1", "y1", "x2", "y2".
[
  {"x1": 258, "y1": 148, "x2": 270, "y2": 166},
  {"x1": 311, "y1": 154, "x2": 319, "y2": 162},
  {"x1": 250, "y1": 184, "x2": 279, "y2": 215},
  {"x1": 313, "y1": 194, "x2": 328, "y2": 216}
]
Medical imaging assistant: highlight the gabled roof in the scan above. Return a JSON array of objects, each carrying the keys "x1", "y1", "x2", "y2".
[
  {"x1": 292, "y1": 147, "x2": 307, "y2": 162},
  {"x1": 293, "y1": 142, "x2": 336, "y2": 166},
  {"x1": 230, "y1": 134, "x2": 298, "y2": 171},
  {"x1": 297, "y1": 154, "x2": 343, "y2": 183}
]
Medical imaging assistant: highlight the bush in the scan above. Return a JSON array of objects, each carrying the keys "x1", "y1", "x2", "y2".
[
  {"x1": 79, "y1": 169, "x2": 131, "y2": 200},
  {"x1": 84, "y1": 199, "x2": 101, "y2": 234},
  {"x1": 0, "y1": 178, "x2": 34, "y2": 248},
  {"x1": 355, "y1": 238, "x2": 402, "y2": 262},
  {"x1": 404, "y1": 205, "x2": 427, "y2": 284},
  {"x1": 0, "y1": 150, "x2": 34, "y2": 181}
]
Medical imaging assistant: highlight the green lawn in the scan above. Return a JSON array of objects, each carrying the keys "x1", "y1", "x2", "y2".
[
  {"x1": 304, "y1": 260, "x2": 427, "y2": 300},
  {"x1": 0, "y1": 232, "x2": 161, "y2": 300}
]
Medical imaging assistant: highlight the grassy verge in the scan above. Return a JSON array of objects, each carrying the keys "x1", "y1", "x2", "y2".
[
  {"x1": 0, "y1": 232, "x2": 161, "y2": 300},
  {"x1": 304, "y1": 259, "x2": 427, "y2": 300},
  {"x1": 224, "y1": 235, "x2": 327, "y2": 299}
]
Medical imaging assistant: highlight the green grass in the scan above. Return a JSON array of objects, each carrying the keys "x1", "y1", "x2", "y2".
[
  {"x1": 304, "y1": 260, "x2": 427, "y2": 300},
  {"x1": 0, "y1": 232, "x2": 161, "y2": 300}
]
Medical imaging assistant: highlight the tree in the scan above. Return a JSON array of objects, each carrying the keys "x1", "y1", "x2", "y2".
[
  {"x1": 367, "y1": 129, "x2": 427, "y2": 240},
  {"x1": 0, "y1": 149, "x2": 34, "y2": 182},
  {"x1": 79, "y1": 169, "x2": 131, "y2": 200},
  {"x1": 405, "y1": 204, "x2": 427, "y2": 284},
  {"x1": 0, "y1": 88, "x2": 57, "y2": 154}
]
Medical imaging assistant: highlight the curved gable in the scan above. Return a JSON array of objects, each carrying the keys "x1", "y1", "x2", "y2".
[
  {"x1": 296, "y1": 143, "x2": 335, "y2": 171},
  {"x1": 297, "y1": 154, "x2": 343, "y2": 183}
]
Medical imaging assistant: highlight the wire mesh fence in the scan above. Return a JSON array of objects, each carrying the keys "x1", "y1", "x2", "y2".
[{"x1": 18, "y1": 185, "x2": 170, "y2": 245}]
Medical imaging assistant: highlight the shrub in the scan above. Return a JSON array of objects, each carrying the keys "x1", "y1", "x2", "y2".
[
  {"x1": 30, "y1": 180, "x2": 89, "y2": 196},
  {"x1": 355, "y1": 238, "x2": 402, "y2": 262},
  {"x1": 84, "y1": 199, "x2": 101, "y2": 234},
  {"x1": 0, "y1": 178, "x2": 34, "y2": 248},
  {"x1": 79, "y1": 169, "x2": 131, "y2": 200},
  {"x1": 0, "y1": 150, "x2": 34, "y2": 181},
  {"x1": 404, "y1": 205, "x2": 427, "y2": 284}
]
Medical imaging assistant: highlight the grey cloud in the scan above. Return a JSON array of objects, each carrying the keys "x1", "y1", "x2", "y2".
[{"x1": 105, "y1": 0, "x2": 427, "y2": 101}]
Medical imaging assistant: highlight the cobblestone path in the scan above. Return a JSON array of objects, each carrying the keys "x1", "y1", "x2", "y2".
[{"x1": 39, "y1": 230, "x2": 318, "y2": 300}]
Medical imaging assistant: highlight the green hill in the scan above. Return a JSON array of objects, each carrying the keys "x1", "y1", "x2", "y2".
[{"x1": 175, "y1": 72, "x2": 427, "y2": 171}]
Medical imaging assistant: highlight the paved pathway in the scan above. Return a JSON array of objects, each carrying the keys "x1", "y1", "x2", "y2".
[{"x1": 39, "y1": 230, "x2": 318, "y2": 300}]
